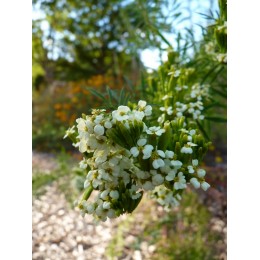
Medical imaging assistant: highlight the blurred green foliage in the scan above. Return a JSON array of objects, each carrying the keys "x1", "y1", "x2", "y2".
[
  {"x1": 33, "y1": 0, "x2": 181, "y2": 151},
  {"x1": 32, "y1": 151, "x2": 85, "y2": 205},
  {"x1": 32, "y1": 0, "x2": 226, "y2": 151},
  {"x1": 32, "y1": 0, "x2": 179, "y2": 88}
]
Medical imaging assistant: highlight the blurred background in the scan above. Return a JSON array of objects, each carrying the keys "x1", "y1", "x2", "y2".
[{"x1": 32, "y1": 0, "x2": 226, "y2": 259}]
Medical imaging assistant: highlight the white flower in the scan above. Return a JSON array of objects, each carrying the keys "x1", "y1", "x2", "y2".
[
  {"x1": 152, "y1": 158, "x2": 165, "y2": 169},
  {"x1": 138, "y1": 100, "x2": 147, "y2": 107},
  {"x1": 94, "y1": 149, "x2": 109, "y2": 165},
  {"x1": 174, "y1": 70, "x2": 180, "y2": 77},
  {"x1": 130, "y1": 138, "x2": 147, "y2": 157},
  {"x1": 171, "y1": 160, "x2": 182, "y2": 169},
  {"x1": 216, "y1": 53, "x2": 227, "y2": 63},
  {"x1": 94, "y1": 115, "x2": 104, "y2": 124},
  {"x1": 190, "y1": 177, "x2": 200, "y2": 189},
  {"x1": 63, "y1": 125, "x2": 75, "y2": 139},
  {"x1": 201, "y1": 181, "x2": 210, "y2": 191},
  {"x1": 95, "y1": 205, "x2": 104, "y2": 216},
  {"x1": 187, "y1": 142, "x2": 197, "y2": 147},
  {"x1": 179, "y1": 129, "x2": 189, "y2": 134},
  {"x1": 142, "y1": 144, "x2": 154, "y2": 159},
  {"x1": 181, "y1": 146, "x2": 193, "y2": 154},
  {"x1": 138, "y1": 100, "x2": 152, "y2": 116},
  {"x1": 83, "y1": 179, "x2": 90, "y2": 189},
  {"x1": 159, "y1": 160, "x2": 171, "y2": 173},
  {"x1": 152, "y1": 150, "x2": 165, "y2": 169},
  {"x1": 131, "y1": 110, "x2": 145, "y2": 121},
  {"x1": 189, "y1": 129, "x2": 196, "y2": 136},
  {"x1": 144, "y1": 106, "x2": 152, "y2": 116},
  {"x1": 131, "y1": 193, "x2": 142, "y2": 200},
  {"x1": 107, "y1": 209, "x2": 116, "y2": 218},
  {"x1": 103, "y1": 201, "x2": 111, "y2": 209},
  {"x1": 165, "y1": 170, "x2": 176, "y2": 181},
  {"x1": 165, "y1": 150, "x2": 174, "y2": 159},
  {"x1": 79, "y1": 140, "x2": 88, "y2": 153},
  {"x1": 112, "y1": 106, "x2": 130, "y2": 121},
  {"x1": 146, "y1": 126, "x2": 165, "y2": 136},
  {"x1": 176, "y1": 112, "x2": 183, "y2": 117},
  {"x1": 86, "y1": 204, "x2": 95, "y2": 214},
  {"x1": 187, "y1": 136, "x2": 192, "y2": 141},
  {"x1": 108, "y1": 155, "x2": 121, "y2": 167},
  {"x1": 152, "y1": 174, "x2": 164, "y2": 186},
  {"x1": 110, "y1": 190, "x2": 119, "y2": 200},
  {"x1": 192, "y1": 159, "x2": 198, "y2": 166},
  {"x1": 176, "y1": 103, "x2": 187, "y2": 112},
  {"x1": 157, "y1": 114, "x2": 165, "y2": 124},
  {"x1": 87, "y1": 135, "x2": 106, "y2": 150},
  {"x1": 188, "y1": 107, "x2": 195, "y2": 113},
  {"x1": 197, "y1": 169, "x2": 206, "y2": 178},
  {"x1": 187, "y1": 165, "x2": 195, "y2": 174},
  {"x1": 79, "y1": 158, "x2": 88, "y2": 169},
  {"x1": 85, "y1": 119, "x2": 94, "y2": 133},
  {"x1": 174, "y1": 172, "x2": 187, "y2": 190},
  {"x1": 94, "y1": 124, "x2": 105, "y2": 136},
  {"x1": 205, "y1": 42, "x2": 214, "y2": 54},
  {"x1": 76, "y1": 118, "x2": 86, "y2": 132},
  {"x1": 100, "y1": 190, "x2": 109, "y2": 200},
  {"x1": 104, "y1": 120, "x2": 112, "y2": 129},
  {"x1": 160, "y1": 106, "x2": 173, "y2": 115},
  {"x1": 143, "y1": 181, "x2": 154, "y2": 191}
]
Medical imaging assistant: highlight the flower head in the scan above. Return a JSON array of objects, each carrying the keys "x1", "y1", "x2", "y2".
[
  {"x1": 112, "y1": 106, "x2": 130, "y2": 121},
  {"x1": 173, "y1": 172, "x2": 187, "y2": 190},
  {"x1": 138, "y1": 100, "x2": 152, "y2": 116},
  {"x1": 146, "y1": 126, "x2": 165, "y2": 136}
]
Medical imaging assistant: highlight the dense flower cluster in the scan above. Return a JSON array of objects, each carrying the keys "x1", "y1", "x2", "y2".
[
  {"x1": 158, "y1": 81, "x2": 209, "y2": 124},
  {"x1": 65, "y1": 100, "x2": 210, "y2": 221},
  {"x1": 204, "y1": 20, "x2": 227, "y2": 64}
]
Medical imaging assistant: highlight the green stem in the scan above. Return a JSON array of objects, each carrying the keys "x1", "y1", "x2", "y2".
[{"x1": 78, "y1": 185, "x2": 93, "y2": 208}]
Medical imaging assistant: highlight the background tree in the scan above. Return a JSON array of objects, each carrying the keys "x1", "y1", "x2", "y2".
[{"x1": 32, "y1": 0, "x2": 181, "y2": 88}]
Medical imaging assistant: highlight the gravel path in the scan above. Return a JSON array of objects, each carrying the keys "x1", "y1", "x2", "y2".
[
  {"x1": 32, "y1": 152, "x2": 155, "y2": 260},
  {"x1": 33, "y1": 184, "x2": 121, "y2": 260},
  {"x1": 32, "y1": 151, "x2": 58, "y2": 173}
]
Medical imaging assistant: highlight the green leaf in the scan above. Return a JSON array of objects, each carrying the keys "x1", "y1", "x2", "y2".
[
  {"x1": 106, "y1": 86, "x2": 118, "y2": 104},
  {"x1": 86, "y1": 87, "x2": 107, "y2": 101},
  {"x1": 196, "y1": 120, "x2": 210, "y2": 141},
  {"x1": 211, "y1": 87, "x2": 227, "y2": 98}
]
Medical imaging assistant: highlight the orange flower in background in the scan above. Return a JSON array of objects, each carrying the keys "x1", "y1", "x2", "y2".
[
  {"x1": 54, "y1": 103, "x2": 62, "y2": 110},
  {"x1": 34, "y1": 73, "x2": 127, "y2": 136},
  {"x1": 63, "y1": 104, "x2": 71, "y2": 110}
]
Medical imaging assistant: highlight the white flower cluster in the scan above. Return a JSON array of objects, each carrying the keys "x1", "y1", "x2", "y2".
[
  {"x1": 178, "y1": 83, "x2": 209, "y2": 120},
  {"x1": 216, "y1": 53, "x2": 227, "y2": 63},
  {"x1": 65, "y1": 100, "x2": 210, "y2": 221},
  {"x1": 204, "y1": 21, "x2": 227, "y2": 64},
  {"x1": 151, "y1": 185, "x2": 182, "y2": 211},
  {"x1": 158, "y1": 83, "x2": 209, "y2": 122},
  {"x1": 205, "y1": 42, "x2": 215, "y2": 54}
]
